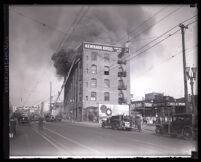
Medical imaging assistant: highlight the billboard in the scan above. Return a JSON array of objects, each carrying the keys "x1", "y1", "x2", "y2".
[{"x1": 99, "y1": 104, "x2": 129, "y2": 120}]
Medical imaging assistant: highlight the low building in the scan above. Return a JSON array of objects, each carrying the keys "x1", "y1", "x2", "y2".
[{"x1": 130, "y1": 94, "x2": 187, "y2": 124}]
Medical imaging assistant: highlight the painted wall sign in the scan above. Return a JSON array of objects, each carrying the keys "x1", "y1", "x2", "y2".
[{"x1": 84, "y1": 43, "x2": 129, "y2": 53}]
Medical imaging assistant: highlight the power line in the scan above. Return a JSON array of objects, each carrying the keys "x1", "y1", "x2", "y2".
[
  {"x1": 55, "y1": 6, "x2": 85, "y2": 52},
  {"x1": 57, "y1": 6, "x2": 90, "y2": 52},
  {"x1": 19, "y1": 7, "x2": 87, "y2": 106},
  {"x1": 10, "y1": 8, "x2": 68, "y2": 35},
  {"x1": 117, "y1": 5, "x2": 168, "y2": 44},
  {"x1": 93, "y1": 19, "x2": 197, "y2": 77},
  {"x1": 137, "y1": 45, "x2": 197, "y2": 77},
  {"x1": 133, "y1": 15, "x2": 197, "y2": 54},
  {"x1": 53, "y1": 7, "x2": 91, "y2": 103},
  {"x1": 125, "y1": 6, "x2": 183, "y2": 44}
]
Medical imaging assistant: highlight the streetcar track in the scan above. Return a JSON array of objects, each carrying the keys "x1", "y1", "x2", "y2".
[{"x1": 44, "y1": 126, "x2": 102, "y2": 155}]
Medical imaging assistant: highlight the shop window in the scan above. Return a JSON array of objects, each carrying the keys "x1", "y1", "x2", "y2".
[
  {"x1": 104, "y1": 92, "x2": 110, "y2": 101},
  {"x1": 91, "y1": 92, "x2": 96, "y2": 101}
]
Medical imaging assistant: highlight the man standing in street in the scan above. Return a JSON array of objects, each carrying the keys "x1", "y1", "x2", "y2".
[
  {"x1": 9, "y1": 116, "x2": 16, "y2": 138},
  {"x1": 136, "y1": 115, "x2": 142, "y2": 132},
  {"x1": 38, "y1": 116, "x2": 44, "y2": 131}
]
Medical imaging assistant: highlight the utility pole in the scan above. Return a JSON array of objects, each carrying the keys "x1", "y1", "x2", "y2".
[
  {"x1": 50, "y1": 81, "x2": 52, "y2": 115},
  {"x1": 179, "y1": 23, "x2": 189, "y2": 113}
]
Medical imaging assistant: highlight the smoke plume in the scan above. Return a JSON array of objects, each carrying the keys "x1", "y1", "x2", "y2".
[{"x1": 52, "y1": 6, "x2": 155, "y2": 77}]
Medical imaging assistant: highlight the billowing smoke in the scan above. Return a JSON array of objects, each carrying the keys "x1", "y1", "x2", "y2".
[
  {"x1": 52, "y1": 6, "x2": 156, "y2": 77},
  {"x1": 51, "y1": 49, "x2": 76, "y2": 77}
]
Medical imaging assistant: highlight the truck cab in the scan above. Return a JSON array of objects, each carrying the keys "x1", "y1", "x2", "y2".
[
  {"x1": 155, "y1": 113, "x2": 197, "y2": 140},
  {"x1": 102, "y1": 115, "x2": 133, "y2": 131}
]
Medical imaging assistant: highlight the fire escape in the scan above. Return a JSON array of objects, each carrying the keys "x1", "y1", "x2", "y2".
[{"x1": 118, "y1": 48, "x2": 127, "y2": 104}]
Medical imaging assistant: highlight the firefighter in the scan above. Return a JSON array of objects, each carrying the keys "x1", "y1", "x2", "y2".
[{"x1": 38, "y1": 116, "x2": 44, "y2": 131}]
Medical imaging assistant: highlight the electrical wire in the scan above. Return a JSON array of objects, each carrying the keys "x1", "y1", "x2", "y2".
[
  {"x1": 137, "y1": 45, "x2": 197, "y2": 77},
  {"x1": 121, "y1": 6, "x2": 183, "y2": 44},
  {"x1": 117, "y1": 5, "x2": 168, "y2": 44},
  {"x1": 91, "y1": 19, "x2": 197, "y2": 77},
  {"x1": 10, "y1": 8, "x2": 68, "y2": 35}
]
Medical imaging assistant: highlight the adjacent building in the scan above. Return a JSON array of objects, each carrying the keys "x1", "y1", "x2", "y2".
[
  {"x1": 64, "y1": 42, "x2": 130, "y2": 121},
  {"x1": 130, "y1": 93, "x2": 187, "y2": 124}
]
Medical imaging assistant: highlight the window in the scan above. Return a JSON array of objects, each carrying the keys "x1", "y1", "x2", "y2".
[
  {"x1": 104, "y1": 79, "x2": 110, "y2": 88},
  {"x1": 86, "y1": 68, "x2": 88, "y2": 73},
  {"x1": 119, "y1": 66, "x2": 123, "y2": 72},
  {"x1": 104, "y1": 66, "x2": 109, "y2": 75},
  {"x1": 104, "y1": 53, "x2": 110, "y2": 61},
  {"x1": 104, "y1": 92, "x2": 110, "y2": 101},
  {"x1": 86, "y1": 96, "x2": 88, "y2": 101},
  {"x1": 91, "y1": 78, "x2": 97, "y2": 88},
  {"x1": 86, "y1": 55, "x2": 88, "y2": 60},
  {"x1": 119, "y1": 80, "x2": 124, "y2": 86},
  {"x1": 85, "y1": 82, "x2": 88, "y2": 87},
  {"x1": 91, "y1": 52, "x2": 97, "y2": 61},
  {"x1": 91, "y1": 65, "x2": 97, "y2": 74},
  {"x1": 91, "y1": 92, "x2": 96, "y2": 101}
]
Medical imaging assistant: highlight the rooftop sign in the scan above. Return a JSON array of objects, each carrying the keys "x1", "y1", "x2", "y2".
[{"x1": 83, "y1": 42, "x2": 129, "y2": 53}]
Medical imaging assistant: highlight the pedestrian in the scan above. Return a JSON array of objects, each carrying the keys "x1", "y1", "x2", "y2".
[
  {"x1": 9, "y1": 116, "x2": 16, "y2": 138},
  {"x1": 38, "y1": 116, "x2": 44, "y2": 131},
  {"x1": 143, "y1": 117, "x2": 147, "y2": 124},
  {"x1": 136, "y1": 116, "x2": 142, "y2": 132}
]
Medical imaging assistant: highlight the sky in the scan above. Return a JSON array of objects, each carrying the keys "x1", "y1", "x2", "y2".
[{"x1": 9, "y1": 4, "x2": 197, "y2": 106}]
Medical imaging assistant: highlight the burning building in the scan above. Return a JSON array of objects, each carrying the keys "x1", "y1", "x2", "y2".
[{"x1": 63, "y1": 42, "x2": 130, "y2": 121}]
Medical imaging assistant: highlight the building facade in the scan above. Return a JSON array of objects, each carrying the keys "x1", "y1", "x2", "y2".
[
  {"x1": 130, "y1": 94, "x2": 187, "y2": 124},
  {"x1": 64, "y1": 42, "x2": 130, "y2": 121}
]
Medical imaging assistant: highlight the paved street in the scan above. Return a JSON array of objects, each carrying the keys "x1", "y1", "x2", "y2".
[{"x1": 10, "y1": 121, "x2": 196, "y2": 157}]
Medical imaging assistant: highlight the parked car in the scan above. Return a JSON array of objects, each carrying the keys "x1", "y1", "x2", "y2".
[
  {"x1": 102, "y1": 115, "x2": 133, "y2": 131},
  {"x1": 155, "y1": 113, "x2": 197, "y2": 140}
]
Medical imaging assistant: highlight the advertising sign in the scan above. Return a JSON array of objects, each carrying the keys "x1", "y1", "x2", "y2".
[
  {"x1": 84, "y1": 42, "x2": 129, "y2": 53},
  {"x1": 99, "y1": 104, "x2": 129, "y2": 120},
  {"x1": 166, "y1": 102, "x2": 176, "y2": 106},
  {"x1": 144, "y1": 102, "x2": 153, "y2": 107}
]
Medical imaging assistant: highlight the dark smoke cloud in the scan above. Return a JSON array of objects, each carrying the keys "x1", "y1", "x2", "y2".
[
  {"x1": 52, "y1": 6, "x2": 156, "y2": 77},
  {"x1": 51, "y1": 48, "x2": 76, "y2": 77}
]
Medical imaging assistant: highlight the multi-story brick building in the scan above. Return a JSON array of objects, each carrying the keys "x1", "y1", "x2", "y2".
[{"x1": 64, "y1": 42, "x2": 130, "y2": 121}]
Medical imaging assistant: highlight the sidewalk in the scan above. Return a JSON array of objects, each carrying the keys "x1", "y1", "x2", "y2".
[{"x1": 142, "y1": 124, "x2": 156, "y2": 132}]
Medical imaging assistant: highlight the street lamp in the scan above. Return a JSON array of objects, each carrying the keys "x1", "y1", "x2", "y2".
[{"x1": 186, "y1": 66, "x2": 197, "y2": 114}]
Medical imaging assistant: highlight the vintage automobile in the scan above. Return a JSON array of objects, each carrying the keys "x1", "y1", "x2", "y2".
[
  {"x1": 155, "y1": 113, "x2": 197, "y2": 140},
  {"x1": 18, "y1": 113, "x2": 30, "y2": 125},
  {"x1": 102, "y1": 115, "x2": 133, "y2": 131}
]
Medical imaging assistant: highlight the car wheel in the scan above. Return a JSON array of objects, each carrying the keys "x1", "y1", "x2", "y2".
[{"x1": 183, "y1": 128, "x2": 192, "y2": 140}]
